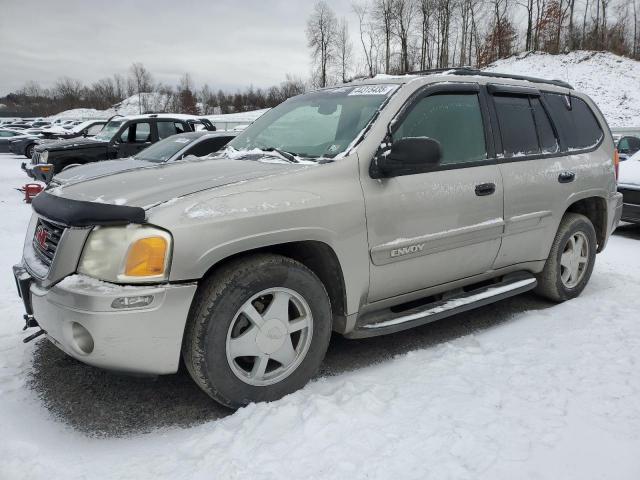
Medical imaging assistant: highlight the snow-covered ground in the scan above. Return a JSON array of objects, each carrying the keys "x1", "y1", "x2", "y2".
[
  {"x1": 486, "y1": 51, "x2": 640, "y2": 128},
  {"x1": 1, "y1": 153, "x2": 640, "y2": 479}
]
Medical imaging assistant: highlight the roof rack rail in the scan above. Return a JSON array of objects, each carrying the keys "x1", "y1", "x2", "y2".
[{"x1": 406, "y1": 67, "x2": 574, "y2": 90}]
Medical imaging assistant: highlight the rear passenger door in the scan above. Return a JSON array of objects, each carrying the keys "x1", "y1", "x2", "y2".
[
  {"x1": 156, "y1": 120, "x2": 187, "y2": 140},
  {"x1": 491, "y1": 87, "x2": 605, "y2": 267}
]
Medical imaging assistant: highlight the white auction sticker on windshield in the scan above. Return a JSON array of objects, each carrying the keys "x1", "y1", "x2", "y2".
[{"x1": 348, "y1": 85, "x2": 398, "y2": 96}]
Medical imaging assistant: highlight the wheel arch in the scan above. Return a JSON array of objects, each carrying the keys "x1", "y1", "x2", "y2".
[
  {"x1": 564, "y1": 194, "x2": 607, "y2": 252},
  {"x1": 196, "y1": 240, "x2": 350, "y2": 333}
]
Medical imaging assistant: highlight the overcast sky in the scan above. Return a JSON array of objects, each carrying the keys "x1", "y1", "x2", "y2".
[{"x1": 0, "y1": 0, "x2": 357, "y2": 96}]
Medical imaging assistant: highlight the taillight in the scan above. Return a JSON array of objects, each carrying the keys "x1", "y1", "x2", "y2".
[{"x1": 614, "y1": 148, "x2": 620, "y2": 181}]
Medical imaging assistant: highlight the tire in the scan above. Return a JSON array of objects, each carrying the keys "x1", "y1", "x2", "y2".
[
  {"x1": 25, "y1": 143, "x2": 35, "y2": 159},
  {"x1": 182, "y1": 254, "x2": 332, "y2": 408},
  {"x1": 535, "y1": 212, "x2": 597, "y2": 302}
]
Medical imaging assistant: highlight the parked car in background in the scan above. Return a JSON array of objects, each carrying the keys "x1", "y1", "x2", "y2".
[
  {"x1": 616, "y1": 135, "x2": 640, "y2": 160},
  {"x1": 618, "y1": 150, "x2": 640, "y2": 223},
  {"x1": 48, "y1": 131, "x2": 238, "y2": 186},
  {"x1": 9, "y1": 121, "x2": 108, "y2": 158},
  {"x1": 8, "y1": 133, "x2": 42, "y2": 158},
  {"x1": 25, "y1": 114, "x2": 215, "y2": 182},
  {"x1": 30, "y1": 121, "x2": 51, "y2": 128},
  {"x1": 0, "y1": 129, "x2": 26, "y2": 152},
  {"x1": 40, "y1": 120, "x2": 107, "y2": 139},
  {"x1": 14, "y1": 71, "x2": 622, "y2": 408}
]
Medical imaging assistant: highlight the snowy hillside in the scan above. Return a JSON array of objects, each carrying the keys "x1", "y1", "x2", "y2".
[
  {"x1": 50, "y1": 93, "x2": 173, "y2": 120},
  {"x1": 486, "y1": 51, "x2": 640, "y2": 128}
]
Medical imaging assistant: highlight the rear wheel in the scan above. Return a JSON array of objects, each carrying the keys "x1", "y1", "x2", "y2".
[
  {"x1": 535, "y1": 213, "x2": 597, "y2": 302},
  {"x1": 182, "y1": 254, "x2": 332, "y2": 408}
]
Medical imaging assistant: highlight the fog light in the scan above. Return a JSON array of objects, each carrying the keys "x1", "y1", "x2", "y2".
[
  {"x1": 71, "y1": 322, "x2": 94, "y2": 354},
  {"x1": 111, "y1": 295, "x2": 154, "y2": 309}
]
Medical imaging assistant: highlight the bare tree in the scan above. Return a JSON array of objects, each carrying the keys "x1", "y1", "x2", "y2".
[
  {"x1": 418, "y1": 0, "x2": 434, "y2": 69},
  {"x1": 336, "y1": 18, "x2": 353, "y2": 82},
  {"x1": 306, "y1": 0, "x2": 338, "y2": 87},
  {"x1": 129, "y1": 62, "x2": 154, "y2": 113},
  {"x1": 373, "y1": 0, "x2": 395, "y2": 73},
  {"x1": 393, "y1": 0, "x2": 415, "y2": 72},
  {"x1": 353, "y1": 1, "x2": 376, "y2": 76}
]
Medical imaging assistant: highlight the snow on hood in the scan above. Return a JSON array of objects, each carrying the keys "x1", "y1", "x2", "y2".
[
  {"x1": 46, "y1": 156, "x2": 309, "y2": 209},
  {"x1": 619, "y1": 151, "x2": 640, "y2": 187}
]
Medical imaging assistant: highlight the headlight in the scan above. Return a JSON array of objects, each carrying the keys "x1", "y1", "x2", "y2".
[
  {"x1": 41, "y1": 150, "x2": 48, "y2": 162},
  {"x1": 78, "y1": 225, "x2": 172, "y2": 283}
]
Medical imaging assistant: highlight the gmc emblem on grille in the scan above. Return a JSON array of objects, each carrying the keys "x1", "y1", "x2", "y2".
[{"x1": 35, "y1": 225, "x2": 49, "y2": 250}]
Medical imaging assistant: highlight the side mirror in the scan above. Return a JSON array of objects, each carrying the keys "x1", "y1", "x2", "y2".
[
  {"x1": 370, "y1": 137, "x2": 442, "y2": 179},
  {"x1": 82, "y1": 130, "x2": 88, "y2": 137}
]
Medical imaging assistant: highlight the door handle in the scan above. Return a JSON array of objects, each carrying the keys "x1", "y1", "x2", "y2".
[
  {"x1": 475, "y1": 183, "x2": 496, "y2": 196},
  {"x1": 558, "y1": 171, "x2": 575, "y2": 183}
]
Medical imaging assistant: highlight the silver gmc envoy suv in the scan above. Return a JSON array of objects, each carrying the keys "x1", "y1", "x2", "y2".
[{"x1": 14, "y1": 69, "x2": 623, "y2": 408}]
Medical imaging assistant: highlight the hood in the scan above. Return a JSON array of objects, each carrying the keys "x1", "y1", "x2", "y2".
[
  {"x1": 36, "y1": 136, "x2": 107, "y2": 152},
  {"x1": 52, "y1": 158, "x2": 154, "y2": 185},
  {"x1": 46, "y1": 156, "x2": 309, "y2": 209}
]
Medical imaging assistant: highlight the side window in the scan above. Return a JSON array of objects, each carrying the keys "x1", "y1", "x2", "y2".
[
  {"x1": 134, "y1": 122, "x2": 151, "y2": 143},
  {"x1": 119, "y1": 125, "x2": 132, "y2": 142},
  {"x1": 493, "y1": 95, "x2": 539, "y2": 157},
  {"x1": 531, "y1": 97, "x2": 559, "y2": 153},
  {"x1": 618, "y1": 136, "x2": 640, "y2": 154},
  {"x1": 394, "y1": 93, "x2": 487, "y2": 165},
  {"x1": 543, "y1": 93, "x2": 603, "y2": 150},
  {"x1": 175, "y1": 122, "x2": 186, "y2": 134},
  {"x1": 185, "y1": 137, "x2": 232, "y2": 157},
  {"x1": 157, "y1": 121, "x2": 178, "y2": 140},
  {"x1": 618, "y1": 137, "x2": 630, "y2": 153}
]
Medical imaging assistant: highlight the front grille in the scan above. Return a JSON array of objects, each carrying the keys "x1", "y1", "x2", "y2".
[
  {"x1": 32, "y1": 151, "x2": 41, "y2": 165},
  {"x1": 32, "y1": 218, "x2": 65, "y2": 267},
  {"x1": 619, "y1": 187, "x2": 640, "y2": 206}
]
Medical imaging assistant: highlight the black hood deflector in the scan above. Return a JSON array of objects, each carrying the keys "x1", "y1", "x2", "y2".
[{"x1": 32, "y1": 192, "x2": 145, "y2": 227}]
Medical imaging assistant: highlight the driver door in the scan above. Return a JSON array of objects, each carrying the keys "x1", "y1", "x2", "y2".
[
  {"x1": 116, "y1": 121, "x2": 153, "y2": 158},
  {"x1": 360, "y1": 85, "x2": 505, "y2": 302}
]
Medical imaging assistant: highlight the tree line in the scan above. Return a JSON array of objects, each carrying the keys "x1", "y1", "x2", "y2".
[
  {"x1": 0, "y1": 63, "x2": 306, "y2": 118},
  {"x1": 307, "y1": 0, "x2": 640, "y2": 86}
]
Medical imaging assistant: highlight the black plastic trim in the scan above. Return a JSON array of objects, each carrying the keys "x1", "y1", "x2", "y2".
[
  {"x1": 32, "y1": 192, "x2": 146, "y2": 227},
  {"x1": 487, "y1": 83, "x2": 540, "y2": 96}
]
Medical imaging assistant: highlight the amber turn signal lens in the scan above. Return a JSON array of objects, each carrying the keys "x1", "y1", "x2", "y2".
[{"x1": 124, "y1": 236, "x2": 168, "y2": 277}]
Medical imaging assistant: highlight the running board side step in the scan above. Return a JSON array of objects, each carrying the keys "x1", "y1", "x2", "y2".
[{"x1": 346, "y1": 273, "x2": 537, "y2": 339}]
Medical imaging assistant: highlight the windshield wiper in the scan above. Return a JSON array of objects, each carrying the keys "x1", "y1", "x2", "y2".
[{"x1": 262, "y1": 147, "x2": 300, "y2": 163}]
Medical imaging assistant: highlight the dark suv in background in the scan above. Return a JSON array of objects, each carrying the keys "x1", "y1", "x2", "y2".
[{"x1": 25, "y1": 114, "x2": 215, "y2": 182}]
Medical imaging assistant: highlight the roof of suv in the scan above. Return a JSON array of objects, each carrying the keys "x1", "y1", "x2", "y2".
[
  {"x1": 113, "y1": 113, "x2": 203, "y2": 122},
  {"x1": 344, "y1": 68, "x2": 574, "y2": 92}
]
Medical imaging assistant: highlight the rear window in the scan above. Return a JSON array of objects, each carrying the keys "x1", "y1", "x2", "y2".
[{"x1": 543, "y1": 93, "x2": 603, "y2": 150}]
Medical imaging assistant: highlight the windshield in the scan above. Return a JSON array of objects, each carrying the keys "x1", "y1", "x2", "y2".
[
  {"x1": 134, "y1": 135, "x2": 195, "y2": 162},
  {"x1": 227, "y1": 84, "x2": 398, "y2": 159},
  {"x1": 94, "y1": 120, "x2": 124, "y2": 141}
]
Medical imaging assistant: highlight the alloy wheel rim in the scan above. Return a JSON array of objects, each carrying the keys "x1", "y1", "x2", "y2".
[
  {"x1": 225, "y1": 287, "x2": 313, "y2": 386},
  {"x1": 560, "y1": 231, "x2": 589, "y2": 288}
]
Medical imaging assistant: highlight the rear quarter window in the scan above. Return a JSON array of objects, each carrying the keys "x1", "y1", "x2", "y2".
[{"x1": 543, "y1": 93, "x2": 603, "y2": 150}]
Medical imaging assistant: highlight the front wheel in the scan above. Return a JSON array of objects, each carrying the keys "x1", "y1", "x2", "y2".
[
  {"x1": 182, "y1": 254, "x2": 332, "y2": 408},
  {"x1": 535, "y1": 213, "x2": 597, "y2": 302},
  {"x1": 25, "y1": 143, "x2": 35, "y2": 158}
]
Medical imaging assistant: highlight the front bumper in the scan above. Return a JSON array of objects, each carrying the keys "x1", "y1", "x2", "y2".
[
  {"x1": 14, "y1": 265, "x2": 197, "y2": 375},
  {"x1": 618, "y1": 185, "x2": 640, "y2": 224}
]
